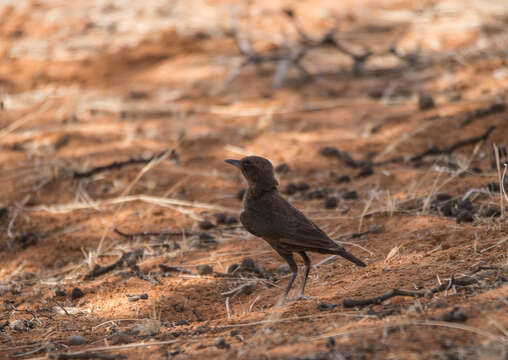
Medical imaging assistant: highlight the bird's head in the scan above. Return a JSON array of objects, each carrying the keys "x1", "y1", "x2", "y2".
[{"x1": 225, "y1": 156, "x2": 278, "y2": 190}]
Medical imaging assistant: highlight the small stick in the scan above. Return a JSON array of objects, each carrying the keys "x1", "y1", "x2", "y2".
[
  {"x1": 73, "y1": 150, "x2": 170, "y2": 179},
  {"x1": 225, "y1": 297, "x2": 231, "y2": 319},
  {"x1": 114, "y1": 228, "x2": 195, "y2": 239},
  {"x1": 343, "y1": 276, "x2": 476, "y2": 307}
]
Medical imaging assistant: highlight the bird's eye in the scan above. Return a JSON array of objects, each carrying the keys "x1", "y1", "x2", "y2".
[{"x1": 243, "y1": 160, "x2": 251, "y2": 168}]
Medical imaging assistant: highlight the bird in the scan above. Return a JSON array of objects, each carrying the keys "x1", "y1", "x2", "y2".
[{"x1": 225, "y1": 155, "x2": 366, "y2": 303}]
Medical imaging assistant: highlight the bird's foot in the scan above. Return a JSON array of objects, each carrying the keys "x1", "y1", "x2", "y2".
[{"x1": 288, "y1": 294, "x2": 313, "y2": 302}]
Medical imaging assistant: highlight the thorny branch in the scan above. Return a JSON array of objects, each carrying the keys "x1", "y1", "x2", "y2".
[{"x1": 226, "y1": 9, "x2": 389, "y2": 87}]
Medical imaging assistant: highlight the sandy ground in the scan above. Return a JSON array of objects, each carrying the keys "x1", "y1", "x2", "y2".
[{"x1": 0, "y1": 0, "x2": 507, "y2": 359}]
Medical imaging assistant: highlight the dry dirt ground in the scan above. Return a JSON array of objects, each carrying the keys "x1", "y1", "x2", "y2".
[{"x1": 1, "y1": 1, "x2": 508, "y2": 359}]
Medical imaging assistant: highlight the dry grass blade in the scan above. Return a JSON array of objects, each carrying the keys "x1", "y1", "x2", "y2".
[
  {"x1": 26, "y1": 194, "x2": 239, "y2": 214},
  {"x1": 493, "y1": 144, "x2": 505, "y2": 218},
  {"x1": 313, "y1": 320, "x2": 508, "y2": 344},
  {"x1": 217, "y1": 310, "x2": 375, "y2": 328},
  {"x1": 24, "y1": 340, "x2": 182, "y2": 360}
]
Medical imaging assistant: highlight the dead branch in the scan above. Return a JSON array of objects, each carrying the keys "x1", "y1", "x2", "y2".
[
  {"x1": 159, "y1": 264, "x2": 195, "y2": 275},
  {"x1": 409, "y1": 126, "x2": 495, "y2": 162},
  {"x1": 114, "y1": 228, "x2": 195, "y2": 239},
  {"x1": 458, "y1": 103, "x2": 505, "y2": 128},
  {"x1": 73, "y1": 150, "x2": 171, "y2": 179},
  {"x1": 343, "y1": 275, "x2": 476, "y2": 308},
  {"x1": 85, "y1": 249, "x2": 144, "y2": 280}
]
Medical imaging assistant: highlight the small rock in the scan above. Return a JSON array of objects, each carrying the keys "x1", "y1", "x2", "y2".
[
  {"x1": 276, "y1": 264, "x2": 290, "y2": 275},
  {"x1": 456, "y1": 199, "x2": 473, "y2": 211},
  {"x1": 68, "y1": 335, "x2": 88, "y2": 346},
  {"x1": 369, "y1": 224, "x2": 382, "y2": 234},
  {"x1": 175, "y1": 320, "x2": 189, "y2": 326},
  {"x1": 130, "y1": 319, "x2": 161, "y2": 336},
  {"x1": 335, "y1": 175, "x2": 351, "y2": 183},
  {"x1": 55, "y1": 288, "x2": 66, "y2": 297},
  {"x1": 483, "y1": 206, "x2": 501, "y2": 218},
  {"x1": 317, "y1": 303, "x2": 339, "y2": 311},
  {"x1": 306, "y1": 189, "x2": 326, "y2": 199},
  {"x1": 319, "y1": 146, "x2": 340, "y2": 157},
  {"x1": 110, "y1": 331, "x2": 132, "y2": 345},
  {"x1": 163, "y1": 321, "x2": 173, "y2": 328},
  {"x1": 429, "y1": 298, "x2": 449, "y2": 309},
  {"x1": 439, "y1": 202, "x2": 454, "y2": 217},
  {"x1": 284, "y1": 183, "x2": 298, "y2": 195},
  {"x1": 456, "y1": 210, "x2": 474, "y2": 223},
  {"x1": 487, "y1": 182, "x2": 500, "y2": 192},
  {"x1": 213, "y1": 337, "x2": 230, "y2": 349},
  {"x1": 227, "y1": 263, "x2": 239, "y2": 273},
  {"x1": 198, "y1": 233, "x2": 216, "y2": 242},
  {"x1": 10, "y1": 320, "x2": 26, "y2": 332},
  {"x1": 434, "y1": 193, "x2": 453, "y2": 202},
  {"x1": 342, "y1": 190, "x2": 358, "y2": 200},
  {"x1": 236, "y1": 189, "x2": 246, "y2": 201},
  {"x1": 198, "y1": 220, "x2": 215, "y2": 230},
  {"x1": 275, "y1": 163, "x2": 290, "y2": 174},
  {"x1": 196, "y1": 265, "x2": 213, "y2": 275},
  {"x1": 71, "y1": 287, "x2": 84, "y2": 301},
  {"x1": 215, "y1": 213, "x2": 228, "y2": 225},
  {"x1": 418, "y1": 92, "x2": 435, "y2": 110},
  {"x1": 239, "y1": 258, "x2": 256, "y2": 272},
  {"x1": 326, "y1": 337, "x2": 336, "y2": 349},
  {"x1": 436, "y1": 307, "x2": 468, "y2": 322},
  {"x1": 225, "y1": 216, "x2": 238, "y2": 225},
  {"x1": 230, "y1": 330, "x2": 239, "y2": 337},
  {"x1": 296, "y1": 181, "x2": 310, "y2": 192},
  {"x1": 357, "y1": 166, "x2": 374, "y2": 177},
  {"x1": 324, "y1": 196, "x2": 338, "y2": 209}
]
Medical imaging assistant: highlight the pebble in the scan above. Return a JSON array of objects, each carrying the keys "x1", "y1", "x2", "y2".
[
  {"x1": 198, "y1": 220, "x2": 215, "y2": 230},
  {"x1": 196, "y1": 264, "x2": 213, "y2": 275},
  {"x1": 68, "y1": 335, "x2": 88, "y2": 346},
  {"x1": 342, "y1": 190, "x2": 358, "y2": 200},
  {"x1": 71, "y1": 287, "x2": 84, "y2": 300},
  {"x1": 324, "y1": 196, "x2": 338, "y2": 209},
  {"x1": 213, "y1": 337, "x2": 230, "y2": 349}
]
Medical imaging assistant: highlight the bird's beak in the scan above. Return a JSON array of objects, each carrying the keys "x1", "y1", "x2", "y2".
[{"x1": 224, "y1": 159, "x2": 241, "y2": 169}]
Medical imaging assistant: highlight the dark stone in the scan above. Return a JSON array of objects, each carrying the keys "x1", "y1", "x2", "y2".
[
  {"x1": 342, "y1": 190, "x2": 358, "y2": 200},
  {"x1": 213, "y1": 337, "x2": 230, "y2": 349},
  {"x1": 225, "y1": 216, "x2": 238, "y2": 225},
  {"x1": 319, "y1": 146, "x2": 340, "y2": 157},
  {"x1": 284, "y1": 183, "x2": 298, "y2": 195},
  {"x1": 418, "y1": 92, "x2": 435, "y2": 110},
  {"x1": 198, "y1": 220, "x2": 214, "y2": 230},
  {"x1": 215, "y1": 213, "x2": 227, "y2": 224},
  {"x1": 456, "y1": 210, "x2": 474, "y2": 223},
  {"x1": 175, "y1": 320, "x2": 189, "y2": 326},
  {"x1": 275, "y1": 163, "x2": 290, "y2": 174},
  {"x1": 296, "y1": 181, "x2": 310, "y2": 192},
  {"x1": 435, "y1": 193, "x2": 453, "y2": 202},
  {"x1": 68, "y1": 335, "x2": 88, "y2": 346},
  {"x1": 55, "y1": 289, "x2": 66, "y2": 297},
  {"x1": 71, "y1": 287, "x2": 84, "y2": 300},
  {"x1": 227, "y1": 263, "x2": 239, "y2": 273},
  {"x1": 336, "y1": 175, "x2": 351, "y2": 183},
  {"x1": 357, "y1": 166, "x2": 374, "y2": 177},
  {"x1": 436, "y1": 307, "x2": 468, "y2": 322},
  {"x1": 483, "y1": 206, "x2": 501, "y2": 218},
  {"x1": 196, "y1": 265, "x2": 213, "y2": 275},
  {"x1": 324, "y1": 196, "x2": 338, "y2": 209},
  {"x1": 240, "y1": 258, "x2": 256, "y2": 272},
  {"x1": 306, "y1": 189, "x2": 326, "y2": 199}
]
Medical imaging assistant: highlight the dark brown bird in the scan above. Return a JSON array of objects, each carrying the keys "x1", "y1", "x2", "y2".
[{"x1": 225, "y1": 156, "x2": 366, "y2": 303}]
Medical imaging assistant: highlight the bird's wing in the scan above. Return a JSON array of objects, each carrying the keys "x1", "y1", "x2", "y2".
[{"x1": 270, "y1": 194, "x2": 339, "y2": 251}]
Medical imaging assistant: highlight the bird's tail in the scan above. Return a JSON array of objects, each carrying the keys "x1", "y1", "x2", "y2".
[{"x1": 331, "y1": 247, "x2": 366, "y2": 267}]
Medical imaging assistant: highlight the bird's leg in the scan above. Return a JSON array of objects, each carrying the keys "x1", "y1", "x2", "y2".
[
  {"x1": 293, "y1": 251, "x2": 312, "y2": 301},
  {"x1": 277, "y1": 251, "x2": 298, "y2": 305}
]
